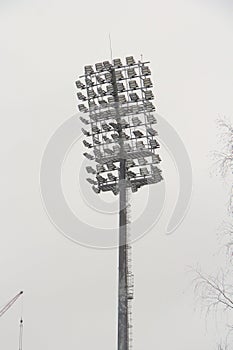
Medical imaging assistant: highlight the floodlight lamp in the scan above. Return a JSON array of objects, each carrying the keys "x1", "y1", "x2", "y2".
[
  {"x1": 78, "y1": 104, "x2": 88, "y2": 113},
  {"x1": 96, "y1": 75, "x2": 105, "y2": 84},
  {"x1": 83, "y1": 152, "x2": 94, "y2": 160},
  {"x1": 132, "y1": 116, "x2": 142, "y2": 126},
  {"x1": 127, "y1": 171, "x2": 136, "y2": 178},
  {"x1": 131, "y1": 105, "x2": 141, "y2": 114},
  {"x1": 140, "y1": 167, "x2": 149, "y2": 176},
  {"x1": 143, "y1": 78, "x2": 153, "y2": 88},
  {"x1": 86, "y1": 178, "x2": 97, "y2": 185},
  {"x1": 113, "y1": 58, "x2": 123, "y2": 68},
  {"x1": 104, "y1": 148, "x2": 114, "y2": 155},
  {"x1": 110, "y1": 109, "x2": 117, "y2": 118},
  {"x1": 83, "y1": 140, "x2": 92, "y2": 148},
  {"x1": 77, "y1": 92, "x2": 87, "y2": 101},
  {"x1": 90, "y1": 114, "x2": 98, "y2": 122},
  {"x1": 97, "y1": 87, "x2": 106, "y2": 96},
  {"x1": 107, "y1": 173, "x2": 117, "y2": 181},
  {"x1": 103, "y1": 135, "x2": 111, "y2": 143},
  {"x1": 95, "y1": 62, "x2": 104, "y2": 72},
  {"x1": 145, "y1": 101, "x2": 156, "y2": 111},
  {"x1": 123, "y1": 143, "x2": 131, "y2": 152},
  {"x1": 109, "y1": 122, "x2": 119, "y2": 131},
  {"x1": 80, "y1": 116, "x2": 89, "y2": 125},
  {"x1": 103, "y1": 61, "x2": 112, "y2": 70},
  {"x1": 92, "y1": 125, "x2": 101, "y2": 133},
  {"x1": 138, "y1": 157, "x2": 147, "y2": 166},
  {"x1": 93, "y1": 138, "x2": 101, "y2": 145},
  {"x1": 101, "y1": 122, "x2": 111, "y2": 132},
  {"x1": 86, "y1": 166, "x2": 96, "y2": 174},
  {"x1": 144, "y1": 90, "x2": 154, "y2": 100},
  {"x1": 133, "y1": 130, "x2": 143, "y2": 138},
  {"x1": 129, "y1": 93, "x2": 139, "y2": 102},
  {"x1": 126, "y1": 56, "x2": 135, "y2": 66},
  {"x1": 141, "y1": 66, "x2": 151, "y2": 76},
  {"x1": 87, "y1": 89, "x2": 97, "y2": 99},
  {"x1": 115, "y1": 71, "x2": 124, "y2": 81},
  {"x1": 127, "y1": 68, "x2": 137, "y2": 78},
  {"x1": 92, "y1": 185, "x2": 100, "y2": 194},
  {"x1": 86, "y1": 78, "x2": 94, "y2": 87},
  {"x1": 151, "y1": 165, "x2": 161, "y2": 173},
  {"x1": 104, "y1": 72, "x2": 112, "y2": 83},
  {"x1": 117, "y1": 82, "x2": 125, "y2": 92},
  {"x1": 126, "y1": 159, "x2": 136, "y2": 168},
  {"x1": 102, "y1": 183, "x2": 119, "y2": 195},
  {"x1": 147, "y1": 114, "x2": 157, "y2": 124},
  {"x1": 112, "y1": 186, "x2": 119, "y2": 196},
  {"x1": 147, "y1": 127, "x2": 157, "y2": 136},
  {"x1": 152, "y1": 154, "x2": 161, "y2": 164},
  {"x1": 129, "y1": 80, "x2": 138, "y2": 90},
  {"x1": 113, "y1": 145, "x2": 120, "y2": 153},
  {"x1": 84, "y1": 65, "x2": 94, "y2": 75},
  {"x1": 137, "y1": 141, "x2": 145, "y2": 149},
  {"x1": 108, "y1": 96, "x2": 115, "y2": 103},
  {"x1": 98, "y1": 99, "x2": 107, "y2": 106},
  {"x1": 131, "y1": 183, "x2": 138, "y2": 192},
  {"x1": 111, "y1": 134, "x2": 119, "y2": 141},
  {"x1": 121, "y1": 132, "x2": 130, "y2": 140},
  {"x1": 107, "y1": 162, "x2": 117, "y2": 170},
  {"x1": 89, "y1": 101, "x2": 97, "y2": 109},
  {"x1": 96, "y1": 164, "x2": 106, "y2": 173},
  {"x1": 76, "y1": 80, "x2": 85, "y2": 89},
  {"x1": 106, "y1": 85, "x2": 114, "y2": 94},
  {"x1": 96, "y1": 174, "x2": 107, "y2": 183},
  {"x1": 93, "y1": 148, "x2": 103, "y2": 157},
  {"x1": 150, "y1": 139, "x2": 160, "y2": 149},
  {"x1": 151, "y1": 166, "x2": 163, "y2": 181},
  {"x1": 119, "y1": 119, "x2": 129, "y2": 128},
  {"x1": 118, "y1": 95, "x2": 127, "y2": 104}
]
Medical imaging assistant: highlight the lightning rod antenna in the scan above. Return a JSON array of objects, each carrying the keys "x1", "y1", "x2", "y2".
[{"x1": 109, "y1": 33, "x2": 113, "y2": 63}]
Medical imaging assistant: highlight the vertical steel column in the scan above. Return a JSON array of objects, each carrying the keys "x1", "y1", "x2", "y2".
[
  {"x1": 111, "y1": 68, "x2": 129, "y2": 350},
  {"x1": 118, "y1": 158, "x2": 128, "y2": 350}
]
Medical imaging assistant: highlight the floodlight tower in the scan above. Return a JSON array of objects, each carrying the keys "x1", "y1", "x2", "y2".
[{"x1": 76, "y1": 56, "x2": 162, "y2": 350}]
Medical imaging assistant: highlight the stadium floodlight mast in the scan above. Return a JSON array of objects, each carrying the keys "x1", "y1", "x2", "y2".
[{"x1": 76, "y1": 56, "x2": 163, "y2": 350}]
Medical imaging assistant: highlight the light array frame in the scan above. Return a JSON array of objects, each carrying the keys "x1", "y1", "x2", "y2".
[{"x1": 76, "y1": 56, "x2": 163, "y2": 195}]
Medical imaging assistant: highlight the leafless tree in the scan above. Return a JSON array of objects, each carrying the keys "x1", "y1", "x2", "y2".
[
  {"x1": 212, "y1": 119, "x2": 233, "y2": 178},
  {"x1": 193, "y1": 268, "x2": 233, "y2": 315},
  {"x1": 217, "y1": 344, "x2": 229, "y2": 350},
  {"x1": 193, "y1": 118, "x2": 233, "y2": 348}
]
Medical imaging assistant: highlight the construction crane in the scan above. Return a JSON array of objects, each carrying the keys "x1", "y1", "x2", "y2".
[
  {"x1": 0, "y1": 291, "x2": 23, "y2": 318},
  {"x1": 0, "y1": 291, "x2": 24, "y2": 349},
  {"x1": 19, "y1": 318, "x2": 23, "y2": 350}
]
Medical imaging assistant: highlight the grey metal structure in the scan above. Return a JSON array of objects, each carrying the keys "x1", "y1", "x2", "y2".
[{"x1": 76, "y1": 56, "x2": 162, "y2": 350}]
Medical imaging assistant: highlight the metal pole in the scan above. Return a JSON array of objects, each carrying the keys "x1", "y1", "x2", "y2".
[
  {"x1": 111, "y1": 68, "x2": 129, "y2": 350},
  {"x1": 118, "y1": 159, "x2": 128, "y2": 350}
]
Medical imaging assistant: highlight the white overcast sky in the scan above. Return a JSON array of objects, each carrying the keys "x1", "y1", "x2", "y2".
[{"x1": 0, "y1": 0, "x2": 233, "y2": 349}]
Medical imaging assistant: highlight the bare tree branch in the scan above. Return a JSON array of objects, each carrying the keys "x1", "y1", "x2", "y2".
[
  {"x1": 212, "y1": 118, "x2": 233, "y2": 178},
  {"x1": 193, "y1": 269, "x2": 233, "y2": 313},
  {"x1": 193, "y1": 118, "x2": 233, "y2": 348}
]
